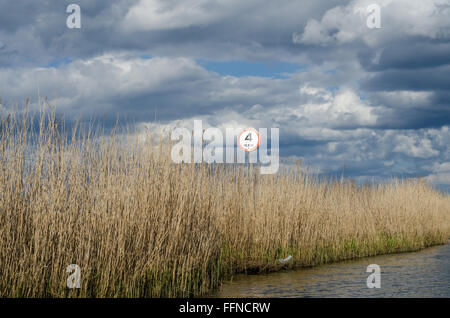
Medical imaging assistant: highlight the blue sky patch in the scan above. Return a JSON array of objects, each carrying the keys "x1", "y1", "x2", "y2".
[{"x1": 199, "y1": 60, "x2": 303, "y2": 78}]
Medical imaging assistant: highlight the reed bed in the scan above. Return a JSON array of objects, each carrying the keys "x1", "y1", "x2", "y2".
[{"x1": 0, "y1": 110, "x2": 449, "y2": 297}]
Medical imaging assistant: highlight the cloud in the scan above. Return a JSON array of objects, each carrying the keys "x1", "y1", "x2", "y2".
[
  {"x1": 299, "y1": 86, "x2": 379, "y2": 128},
  {"x1": 0, "y1": 55, "x2": 380, "y2": 128},
  {"x1": 122, "y1": 0, "x2": 261, "y2": 31},
  {"x1": 426, "y1": 161, "x2": 450, "y2": 189},
  {"x1": 0, "y1": 0, "x2": 449, "y2": 188},
  {"x1": 1, "y1": 52, "x2": 449, "y2": 184},
  {"x1": 294, "y1": 0, "x2": 450, "y2": 47},
  {"x1": 393, "y1": 135, "x2": 439, "y2": 158},
  {"x1": 0, "y1": 0, "x2": 353, "y2": 65}
]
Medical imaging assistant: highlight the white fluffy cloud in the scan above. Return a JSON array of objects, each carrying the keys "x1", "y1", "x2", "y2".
[
  {"x1": 426, "y1": 162, "x2": 450, "y2": 186},
  {"x1": 294, "y1": 0, "x2": 450, "y2": 47},
  {"x1": 122, "y1": 0, "x2": 261, "y2": 31},
  {"x1": 298, "y1": 86, "x2": 378, "y2": 127},
  {"x1": 0, "y1": 55, "x2": 208, "y2": 111},
  {"x1": 0, "y1": 55, "x2": 380, "y2": 130},
  {"x1": 393, "y1": 135, "x2": 439, "y2": 158}
]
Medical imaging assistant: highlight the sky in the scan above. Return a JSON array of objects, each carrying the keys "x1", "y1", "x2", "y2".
[{"x1": 0, "y1": 0, "x2": 449, "y2": 189}]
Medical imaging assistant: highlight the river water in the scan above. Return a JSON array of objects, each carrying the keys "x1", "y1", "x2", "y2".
[{"x1": 212, "y1": 243, "x2": 450, "y2": 297}]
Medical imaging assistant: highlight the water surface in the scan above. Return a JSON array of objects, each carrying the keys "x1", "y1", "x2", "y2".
[{"x1": 212, "y1": 244, "x2": 450, "y2": 297}]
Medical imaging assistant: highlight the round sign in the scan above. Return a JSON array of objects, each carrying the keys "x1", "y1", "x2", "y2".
[{"x1": 238, "y1": 128, "x2": 260, "y2": 152}]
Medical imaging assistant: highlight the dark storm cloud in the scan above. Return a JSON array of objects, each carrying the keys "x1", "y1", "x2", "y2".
[
  {"x1": 362, "y1": 66, "x2": 450, "y2": 92},
  {"x1": 361, "y1": 40, "x2": 450, "y2": 71},
  {"x1": 0, "y1": 1, "x2": 49, "y2": 32},
  {"x1": 0, "y1": 0, "x2": 351, "y2": 66}
]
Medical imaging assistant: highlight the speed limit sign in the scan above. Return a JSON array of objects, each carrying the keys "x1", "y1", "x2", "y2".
[{"x1": 238, "y1": 128, "x2": 261, "y2": 152}]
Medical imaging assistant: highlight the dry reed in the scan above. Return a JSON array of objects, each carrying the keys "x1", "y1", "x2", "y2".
[{"x1": 0, "y1": 109, "x2": 449, "y2": 297}]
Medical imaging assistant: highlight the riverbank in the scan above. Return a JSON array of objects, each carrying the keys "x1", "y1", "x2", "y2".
[
  {"x1": 212, "y1": 243, "x2": 450, "y2": 297},
  {"x1": 1, "y1": 111, "x2": 449, "y2": 297}
]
